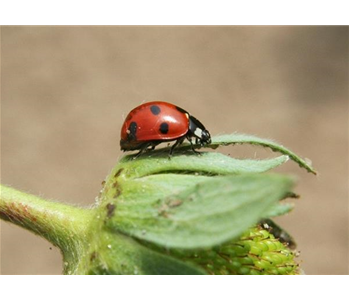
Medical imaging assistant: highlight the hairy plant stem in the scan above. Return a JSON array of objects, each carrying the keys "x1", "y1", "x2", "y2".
[{"x1": 0, "y1": 185, "x2": 93, "y2": 272}]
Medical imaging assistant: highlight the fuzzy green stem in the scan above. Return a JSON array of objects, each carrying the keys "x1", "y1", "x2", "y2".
[{"x1": 0, "y1": 185, "x2": 93, "y2": 252}]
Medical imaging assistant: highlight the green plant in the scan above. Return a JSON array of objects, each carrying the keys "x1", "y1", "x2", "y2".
[{"x1": 0, "y1": 134, "x2": 315, "y2": 275}]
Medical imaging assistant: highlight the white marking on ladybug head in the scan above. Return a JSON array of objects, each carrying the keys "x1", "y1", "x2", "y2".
[{"x1": 194, "y1": 127, "x2": 202, "y2": 138}]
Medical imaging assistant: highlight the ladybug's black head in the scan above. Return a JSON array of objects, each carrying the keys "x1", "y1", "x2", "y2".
[
  {"x1": 188, "y1": 115, "x2": 211, "y2": 145},
  {"x1": 200, "y1": 129, "x2": 211, "y2": 145}
]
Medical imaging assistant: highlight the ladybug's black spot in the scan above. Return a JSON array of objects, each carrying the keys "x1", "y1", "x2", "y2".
[
  {"x1": 127, "y1": 122, "x2": 137, "y2": 141},
  {"x1": 150, "y1": 105, "x2": 161, "y2": 115},
  {"x1": 159, "y1": 122, "x2": 169, "y2": 134},
  {"x1": 176, "y1": 106, "x2": 187, "y2": 114}
]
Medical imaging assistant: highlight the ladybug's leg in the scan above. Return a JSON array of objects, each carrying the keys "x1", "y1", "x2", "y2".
[
  {"x1": 187, "y1": 137, "x2": 201, "y2": 155},
  {"x1": 134, "y1": 142, "x2": 152, "y2": 159},
  {"x1": 144, "y1": 145, "x2": 155, "y2": 151},
  {"x1": 169, "y1": 137, "x2": 185, "y2": 156},
  {"x1": 147, "y1": 141, "x2": 160, "y2": 151}
]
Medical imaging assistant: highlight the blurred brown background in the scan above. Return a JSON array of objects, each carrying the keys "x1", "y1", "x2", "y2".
[{"x1": 1, "y1": 26, "x2": 348, "y2": 275}]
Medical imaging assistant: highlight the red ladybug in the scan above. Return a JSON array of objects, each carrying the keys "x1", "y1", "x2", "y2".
[{"x1": 120, "y1": 101, "x2": 211, "y2": 157}]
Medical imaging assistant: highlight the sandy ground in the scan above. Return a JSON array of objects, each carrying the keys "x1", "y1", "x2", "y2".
[{"x1": 1, "y1": 26, "x2": 348, "y2": 275}]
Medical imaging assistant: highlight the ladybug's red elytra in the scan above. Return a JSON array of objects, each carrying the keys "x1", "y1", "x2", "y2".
[{"x1": 120, "y1": 101, "x2": 211, "y2": 157}]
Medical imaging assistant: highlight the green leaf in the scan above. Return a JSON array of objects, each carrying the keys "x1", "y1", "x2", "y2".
[
  {"x1": 264, "y1": 202, "x2": 295, "y2": 218},
  {"x1": 106, "y1": 174, "x2": 294, "y2": 249},
  {"x1": 117, "y1": 152, "x2": 289, "y2": 178},
  {"x1": 173, "y1": 134, "x2": 316, "y2": 175},
  {"x1": 98, "y1": 153, "x2": 291, "y2": 206}
]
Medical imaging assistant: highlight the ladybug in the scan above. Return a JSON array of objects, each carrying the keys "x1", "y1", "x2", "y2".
[{"x1": 120, "y1": 101, "x2": 211, "y2": 157}]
